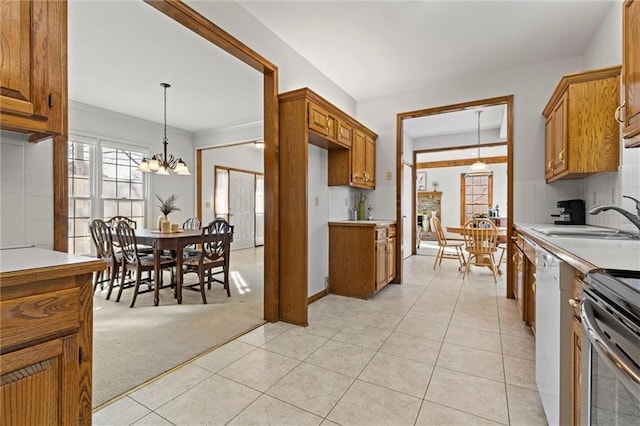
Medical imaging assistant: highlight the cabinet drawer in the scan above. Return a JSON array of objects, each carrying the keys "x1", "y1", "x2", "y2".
[
  {"x1": 375, "y1": 227, "x2": 387, "y2": 240},
  {"x1": 387, "y1": 225, "x2": 396, "y2": 238},
  {"x1": 1, "y1": 288, "x2": 79, "y2": 351}
]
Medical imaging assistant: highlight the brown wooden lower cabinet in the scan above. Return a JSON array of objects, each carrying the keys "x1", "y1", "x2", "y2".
[
  {"x1": 571, "y1": 317, "x2": 582, "y2": 426},
  {"x1": 329, "y1": 221, "x2": 396, "y2": 299},
  {"x1": 0, "y1": 248, "x2": 103, "y2": 425},
  {"x1": 511, "y1": 235, "x2": 527, "y2": 321}
]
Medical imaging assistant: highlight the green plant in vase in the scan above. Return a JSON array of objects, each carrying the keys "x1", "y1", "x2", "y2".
[{"x1": 156, "y1": 193, "x2": 180, "y2": 231}]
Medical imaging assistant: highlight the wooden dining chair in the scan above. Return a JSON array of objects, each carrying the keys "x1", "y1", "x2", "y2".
[
  {"x1": 105, "y1": 215, "x2": 154, "y2": 254},
  {"x1": 432, "y1": 216, "x2": 466, "y2": 270},
  {"x1": 462, "y1": 218, "x2": 499, "y2": 283},
  {"x1": 182, "y1": 216, "x2": 202, "y2": 257},
  {"x1": 89, "y1": 218, "x2": 122, "y2": 299},
  {"x1": 115, "y1": 221, "x2": 176, "y2": 307},
  {"x1": 181, "y1": 218, "x2": 233, "y2": 303}
]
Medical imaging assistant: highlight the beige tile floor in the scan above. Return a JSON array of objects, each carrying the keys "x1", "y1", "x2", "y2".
[{"x1": 93, "y1": 254, "x2": 548, "y2": 426}]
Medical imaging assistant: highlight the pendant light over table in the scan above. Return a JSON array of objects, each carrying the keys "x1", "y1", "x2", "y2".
[
  {"x1": 138, "y1": 83, "x2": 190, "y2": 175},
  {"x1": 465, "y1": 110, "x2": 492, "y2": 177}
]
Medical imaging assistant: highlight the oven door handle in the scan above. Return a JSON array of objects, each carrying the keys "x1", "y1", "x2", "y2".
[{"x1": 581, "y1": 298, "x2": 640, "y2": 400}]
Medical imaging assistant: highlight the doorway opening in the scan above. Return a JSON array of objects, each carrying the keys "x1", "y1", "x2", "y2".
[{"x1": 396, "y1": 95, "x2": 515, "y2": 298}]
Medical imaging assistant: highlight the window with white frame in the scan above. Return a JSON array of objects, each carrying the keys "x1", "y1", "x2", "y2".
[
  {"x1": 68, "y1": 139, "x2": 94, "y2": 255},
  {"x1": 67, "y1": 135, "x2": 148, "y2": 255},
  {"x1": 101, "y1": 145, "x2": 146, "y2": 229}
]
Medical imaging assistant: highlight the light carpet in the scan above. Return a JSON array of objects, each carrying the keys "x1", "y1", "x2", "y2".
[{"x1": 92, "y1": 248, "x2": 264, "y2": 408}]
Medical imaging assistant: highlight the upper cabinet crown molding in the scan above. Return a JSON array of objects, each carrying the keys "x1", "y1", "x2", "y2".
[
  {"x1": 621, "y1": 0, "x2": 640, "y2": 147},
  {"x1": 0, "y1": 0, "x2": 67, "y2": 142},
  {"x1": 542, "y1": 65, "x2": 621, "y2": 182}
]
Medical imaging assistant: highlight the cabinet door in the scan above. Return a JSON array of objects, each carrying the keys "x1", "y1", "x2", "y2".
[
  {"x1": 545, "y1": 116, "x2": 555, "y2": 179},
  {"x1": 375, "y1": 238, "x2": 387, "y2": 290},
  {"x1": 386, "y1": 236, "x2": 396, "y2": 282},
  {"x1": 336, "y1": 120, "x2": 352, "y2": 148},
  {"x1": 0, "y1": 1, "x2": 34, "y2": 115},
  {"x1": 527, "y1": 263, "x2": 536, "y2": 333},
  {"x1": 364, "y1": 135, "x2": 376, "y2": 188},
  {"x1": 571, "y1": 318, "x2": 582, "y2": 426},
  {"x1": 1, "y1": 336, "x2": 78, "y2": 425},
  {"x1": 0, "y1": 0, "x2": 65, "y2": 140},
  {"x1": 308, "y1": 102, "x2": 335, "y2": 138},
  {"x1": 623, "y1": 0, "x2": 640, "y2": 145},
  {"x1": 553, "y1": 94, "x2": 568, "y2": 176},
  {"x1": 513, "y1": 246, "x2": 526, "y2": 320},
  {"x1": 351, "y1": 130, "x2": 366, "y2": 185}
]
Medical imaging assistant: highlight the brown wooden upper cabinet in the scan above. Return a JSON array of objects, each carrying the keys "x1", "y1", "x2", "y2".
[
  {"x1": 542, "y1": 66, "x2": 621, "y2": 183},
  {"x1": 621, "y1": 0, "x2": 640, "y2": 147},
  {"x1": 0, "y1": 0, "x2": 66, "y2": 142}
]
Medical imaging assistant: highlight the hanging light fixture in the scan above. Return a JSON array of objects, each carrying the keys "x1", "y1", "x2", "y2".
[
  {"x1": 465, "y1": 110, "x2": 492, "y2": 177},
  {"x1": 138, "y1": 83, "x2": 190, "y2": 176}
]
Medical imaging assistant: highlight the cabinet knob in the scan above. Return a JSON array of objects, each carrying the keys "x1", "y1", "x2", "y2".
[
  {"x1": 547, "y1": 159, "x2": 554, "y2": 170},
  {"x1": 532, "y1": 281, "x2": 537, "y2": 293},
  {"x1": 558, "y1": 149, "x2": 565, "y2": 162},
  {"x1": 614, "y1": 102, "x2": 625, "y2": 123}
]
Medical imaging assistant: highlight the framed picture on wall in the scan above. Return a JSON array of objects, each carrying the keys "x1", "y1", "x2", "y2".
[{"x1": 416, "y1": 171, "x2": 427, "y2": 191}]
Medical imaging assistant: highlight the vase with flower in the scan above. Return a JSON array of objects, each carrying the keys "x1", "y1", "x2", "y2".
[{"x1": 156, "y1": 193, "x2": 180, "y2": 231}]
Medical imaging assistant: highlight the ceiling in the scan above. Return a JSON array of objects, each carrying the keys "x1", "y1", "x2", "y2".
[
  {"x1": 68, "y1": 1, "x2": 614, "y2": 136},
  {"x1": 403, "y1": 104, "x2": 506, "y2": 140}
]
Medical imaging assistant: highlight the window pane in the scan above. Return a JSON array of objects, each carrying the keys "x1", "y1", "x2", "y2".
[
  {"x1": 102, "y1": 148, "x2": 117, "y2": 164},
  {"x1": 74, "y1": 219, "x2": 89, "y2": 237},
  {"x1": 131, "y1": 183, "x2": 144, "y2": 200},
  {"x1": 118, "y1": 200, "x2": 132, "y2": 217},
  {"x1": 103, "y1": 199, "x2": 117, "y2": 218},
  {"x1": 131, "y1": 201, "x2": 144, "y2": 216},
  {"x1": 116, "y1": 182, "x2": 130, "y2": 199},
  {"x1": 102, "y1": 181, "x2": 117, "y2": 198},
  {"x1": 117, "y1": 165, "x2": 130, "y2": 181}
]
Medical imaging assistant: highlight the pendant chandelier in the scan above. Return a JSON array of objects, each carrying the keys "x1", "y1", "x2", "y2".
[
  {"x1": 465, "y1": 110, "x2": 492, "y2": 177},
  {"x1": 138, "y1": 83, "x2": 190, "y2": 175}
]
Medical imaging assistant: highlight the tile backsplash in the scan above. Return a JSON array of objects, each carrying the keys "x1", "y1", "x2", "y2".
[
  {"x1": 0, "y1": 132, "x2": 54, "y2": 249},
  {"x1": 515, "y1": 146, "x2": 640, "y2": 233},
  {"x1": 583, "y1": 148, "x2": 640, "y2": 233}
]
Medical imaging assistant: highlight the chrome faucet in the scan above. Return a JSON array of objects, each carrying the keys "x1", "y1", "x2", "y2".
[{"x1": 589, "y1": 195, "x2": 640, "y2": 233}]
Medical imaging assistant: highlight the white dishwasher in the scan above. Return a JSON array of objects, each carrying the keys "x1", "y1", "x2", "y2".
[{"x1": 535, "y1": 246, "x2": 575, "y2": 426}]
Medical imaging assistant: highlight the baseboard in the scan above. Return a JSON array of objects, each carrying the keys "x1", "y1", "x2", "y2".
[{"x1": 308, "y1": 289, "x2": 327, "y2": 304}]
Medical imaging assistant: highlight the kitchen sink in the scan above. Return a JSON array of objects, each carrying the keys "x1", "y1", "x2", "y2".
[{"x1": 532, "y1": 228, "x2": 639, "y2": 240}]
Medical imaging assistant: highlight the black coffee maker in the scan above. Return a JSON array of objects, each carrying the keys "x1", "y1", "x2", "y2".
[{"x1": 552, "y1": 199, "x2": 586, "y2": 225}]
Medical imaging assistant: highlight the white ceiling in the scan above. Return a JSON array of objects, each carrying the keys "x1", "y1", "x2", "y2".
[
  {"x1": 68, "y1": 1, "x2": 263, "y2": 133},
  {"x1": 68, "y1": 1, "x2": 614, "y2": 136},
  {"x1": 403, "y1": 104, "x2": 506, "y2": 139}
]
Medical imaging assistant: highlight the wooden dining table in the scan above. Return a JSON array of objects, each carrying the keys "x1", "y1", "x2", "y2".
[{"x1": 134, "y1": 228, "x2": 203, "y2": 305}]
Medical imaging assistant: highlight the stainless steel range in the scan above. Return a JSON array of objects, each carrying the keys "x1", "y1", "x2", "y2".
[{"x1": 581, "y1": 269, "x2": 640, "y2": 425}]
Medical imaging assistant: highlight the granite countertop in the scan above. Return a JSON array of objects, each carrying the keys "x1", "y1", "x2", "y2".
[
  {"x1": 0, "y1": 247, "x2": 103, "y2": 276},
  {"x1": 515, "y1": 223, "x2": 640, "y2": 273}
]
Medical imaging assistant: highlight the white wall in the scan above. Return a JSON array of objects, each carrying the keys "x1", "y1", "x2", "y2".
[
  {"x1": 308, "y1": 145, "x2": 329, "y2": 297},
  {"x1": 580, "y1": 1, "x2": 640, "y2": 232},
  {"x1": 0, "y1": 132, "x2": 54, "y2": 249},
  {"x1": 187, "y1": 1, "x2": 356, "y2": 116},
  {"x1": 194, "y1": 121, "x2": 263, "y2": 149},
  {"x1": 418, "y1": 163, "x2": 508, "y2": 227},
  {"x1": 69, "y1": 101, "x2": 196, "y2": 226},
  {"x1": 200, "y1": 144, "x2": 264, "y2": 225},
  {"x1": 357, "y1": 56, "x2": 586, "y2": 224},
  {"x1": 413, "y1": 129, "x2": 503, "y2": 151}
]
